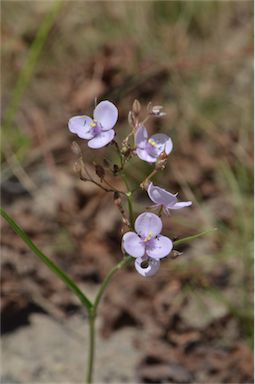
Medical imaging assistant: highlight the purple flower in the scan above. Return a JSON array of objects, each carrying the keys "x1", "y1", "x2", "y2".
[
  {"x1": 68, "y1": 100, "x2": 118, "y2": 149},
  {"x1": 122, "y1": 212, "x2": 172, "y2": 277},
  {"x1": 135, "y1": 126, "x2": 173, "y2": 163},
  {"x1": 148, "y1": 183, "x2": 192, "y2": 214}
]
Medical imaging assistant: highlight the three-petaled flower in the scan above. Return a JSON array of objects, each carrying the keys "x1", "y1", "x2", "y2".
[
  {"x1": 122, "y1": 212, "x2": 173, "y2": 276},
  {"x1": 135, "y1": 126, "x2": 173, "y2": 163},
  {"x1": 68, "y1": 100, "x2": 118, "y2": 149},
  {"x1": 147, "y1": 183, "x2": 192, "y2": 214}
]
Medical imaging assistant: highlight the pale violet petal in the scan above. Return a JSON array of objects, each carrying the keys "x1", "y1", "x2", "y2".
[
  {"x1": 135, "y1": 256, "x2": 160, "y2": 277},
  {"x1": 147, "y1": 235, "x2": 172, "y2": 259},
  {"x1": 88, "y1": 129, "x2": 115, "y2": 149},
  {"x1": 93, "y1": 100, "x2": 118, "y2": 131},
  {"x1": 136, "y1": 148, "x2": 157, "y2": 163},
  {"x1": 135, "y1": 212, "x2": 162, "y2": 238},
  {"x1": 170, "y1": 201, "x2": 192, "y2": 209},
  {"x1": 122, "y1": 232, "x2": 145, "y2": 258},
  {"x1": 150, "y1": 133, "x2": 173, "y2": 156},
  {"x1": 68, "y1": 115, "x2": 94, "y2": 139},
  {"x1": 135, "y1": 126, "x2": 148, "y2": 149},
  {"x1": 147, "y1": 183, "x2": 178, "y2": 207}
]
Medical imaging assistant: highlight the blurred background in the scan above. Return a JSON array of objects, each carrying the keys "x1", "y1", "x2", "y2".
[{"x1": 1, "y1": 1, "x2": 253, "y2": 383}]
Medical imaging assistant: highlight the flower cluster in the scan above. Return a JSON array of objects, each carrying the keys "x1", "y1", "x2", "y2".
[{"x1": 69, "y1": 100, "x2": 192, "y2": 277}]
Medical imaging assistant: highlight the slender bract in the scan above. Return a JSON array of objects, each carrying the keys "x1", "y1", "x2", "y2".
[{"x1": 173, "y1": 228, "x2": 217, "y2": 246}]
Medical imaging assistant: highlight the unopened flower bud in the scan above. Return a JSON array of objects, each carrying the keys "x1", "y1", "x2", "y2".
[
  {"x1": 121, "y1": 145, "x2": 132, "y2": 159},
  {"x1": 132, "y1": 99, "x2": 141, "y2": 116},
  {"x1": 151, "y1": 105, "x2": 166, "y2": 117},
  {"x1": 80, "y1": 165, "x2": 88, "y2": 181},
  {"x1": 147, "y1": 101, "x2": 152, "y2": 112},
  {"x1": 170, "y1": 250, "x2": 183, "y2": 259},
  {"x1": 71, "y1": 141, "x2": 81, "y2": 156},
  {"x1": 155, "y1": 150, "x2": 168, "y2": 170},
  {"x1": 73, "y1": 161, "x2": 81, "y2": 174},
  {"x1": 121, "y1": 145, "x2": 129, "y2": 154},
  {"x1": 140, "y1": 178, "x2": 150, "y2": 190}
]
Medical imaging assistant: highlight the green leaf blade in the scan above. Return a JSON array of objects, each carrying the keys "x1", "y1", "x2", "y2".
[
  {"x1": 0, "y1": 207, "x2": 93, "y2": 312},
  {"x1": 173, "y1": 228, "x2": 217, "y2": 246}
]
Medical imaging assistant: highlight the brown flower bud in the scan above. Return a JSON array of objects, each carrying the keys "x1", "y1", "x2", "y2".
[
  {"x1": 73, "y1": 161, "x2": 81, "y2": 174},
  {"x1": 140, "y1": 179, "x2": 150, "y2": 190},
  {"x1": 121, "y1": 145, "x2": 132, "y2": 159},
  {"x1": 170, "y1": 250, "x2": 183, "y2": 259},
  {"x1": 151, "y1": 105, "x2": 166, "y2": 117},
  {"x1": 71, "y1": 141, "x2": 81, "y2": 156},
  {"x1": 132, "y1": 99, "x2": 141, "y2": 116},
  {"x1": 155, "y1": 150, "x2": 168, "y2": 170},
  {"x1": 147, "y1": 101, "x2": 152, "y2": 112}
]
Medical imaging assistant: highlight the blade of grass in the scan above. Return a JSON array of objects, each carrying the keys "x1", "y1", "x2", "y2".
[
  {"x1": 3, "y1": 0, "x2": 62, "y2": 131},
  {"x1": 2, "y1": 1, "x2": 63, "y2": 195},
  {"x1": 0, "y1": 207, "x2": 93, "y2": 312},
  {"x1": 173, "y1": 228, "x2": 217, "y2": 246}
]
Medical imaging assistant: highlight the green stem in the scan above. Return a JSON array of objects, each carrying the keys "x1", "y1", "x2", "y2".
[
  {"x1": 3, "y1": 1, "x2": 62, "y2": 132},
  {"x1": 85, "y1": 255, "x2": 133, "y2": 383},
  {"x1": 173, "y1": 228, "x2": 217, "y2": 246},
  {"x1": 94, "y1": 255, "x2": 133, "y2": 311},
  {"x1": 121, "y1": 173, "x2": 134, "y2": 228},
  {"x1": 126, "y1": 192, "x2": 134, "y2": 229},
  {"x1": 86, "y1": 312, "x2": 96, "y2": 384},
  {"x1": 112, "y1": 140, "x2": 124, "y2": 169}
]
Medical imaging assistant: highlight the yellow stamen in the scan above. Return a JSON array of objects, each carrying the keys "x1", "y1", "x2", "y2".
[
  {"x1": 148, "y1": 138, "x2": 157, "y2": 147},
  {"x1": 90, "y1": 119, "x2": 97, "y2": 127},
  {"x1": 144, "y1": 230, "x2": 153, "y2": 242}
]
